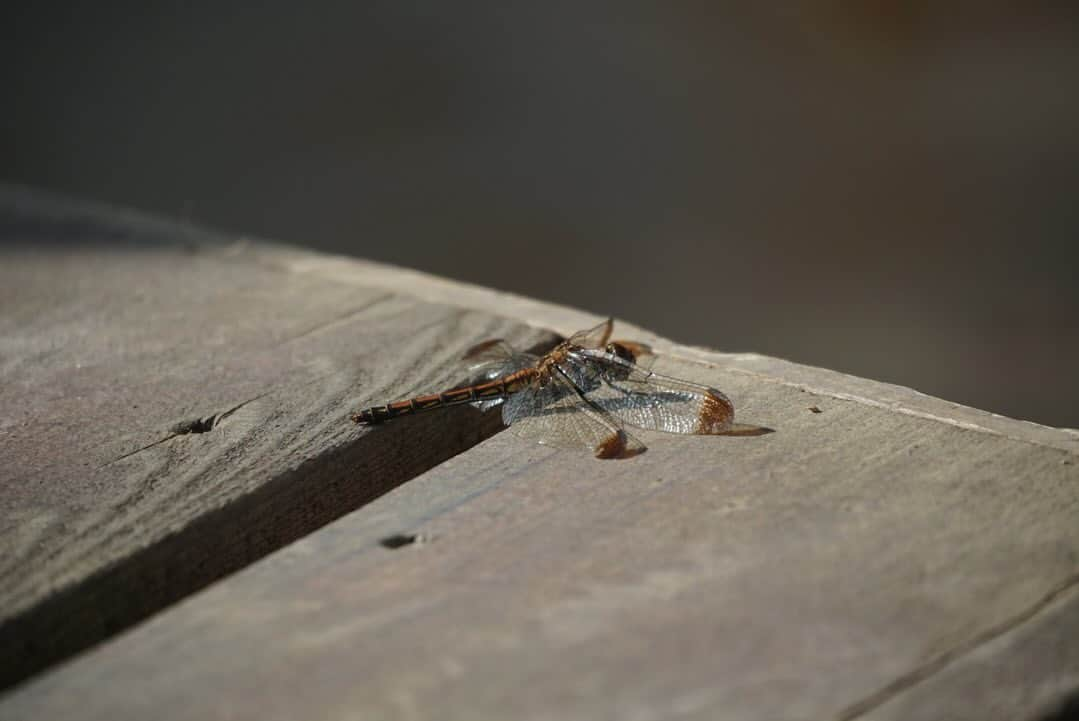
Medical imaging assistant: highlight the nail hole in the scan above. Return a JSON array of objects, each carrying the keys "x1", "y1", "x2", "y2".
[
  {"x1": 379, "y1": 533, "x2": 419, "y2": 550},
  {"x1": 808, "y1": 406, "x2": 822, "y2": 414}
]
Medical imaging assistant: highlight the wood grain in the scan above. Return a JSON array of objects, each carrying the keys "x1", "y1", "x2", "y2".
[
  {"x1": 858, "y1": 581, "x2": 1079, "y2": 721},
  {"x1": 3, "y1": 187, "x2": 1078, "y2": 719},
  {"x1": 0, "y1": 187, "x2": 557, "y2": 688},
  {"x1": 3, "y1": 303, "x2": 1076, "y2": 719}
]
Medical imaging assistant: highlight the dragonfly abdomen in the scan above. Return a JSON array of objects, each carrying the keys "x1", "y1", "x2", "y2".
[{"x1": 351, "y1": 369, "x2": 535, "y2": 425}]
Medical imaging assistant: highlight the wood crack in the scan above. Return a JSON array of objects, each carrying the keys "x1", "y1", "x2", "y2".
[{"x1": 99, "y1": 393, "x2": 269, "y2": 467}]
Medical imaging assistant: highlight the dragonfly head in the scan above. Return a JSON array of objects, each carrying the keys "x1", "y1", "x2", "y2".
[
  {"x1": 602, "y1": 342, "x2": 640, "y2": 381},
  {"x1": 605, "y1": 342, "x2": 638, "y2": 364}
]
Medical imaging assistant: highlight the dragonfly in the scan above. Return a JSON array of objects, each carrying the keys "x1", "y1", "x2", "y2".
[{"x1": 352, "y1": 318, "x2": 764, "y2": 459}]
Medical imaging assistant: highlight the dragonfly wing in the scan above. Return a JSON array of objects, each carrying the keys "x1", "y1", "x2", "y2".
[
  {"x1": 466, "y1": 353, "x2": 538, "y2": 412},
  {"x1": 567, "y1": 318, "x2": 614, "y2": 349},
  {"x1": 462, "y1": 338, "x2": 518, "y2": 363},
  {"x1": 456, "y1": 340, "x2": 540, "y2": 410},
  {"x1": 462, "y1": 340, "x2": 537, "y2": 375},
  {"x1": 471, "y1": 394, "x2": 506, "y2": 412},
  {"x1": 569, "y1": 350, "x2": 735, "y2": 435},
  {"x1": 501, "y1": 371, "x2": 644, "y2": 459},
  {"x1": 467, "y1": 355, "x2": 538, "y2": 379}
]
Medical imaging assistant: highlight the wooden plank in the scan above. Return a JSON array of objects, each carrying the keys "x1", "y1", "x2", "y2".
[
  {"x1": 253, "y1": 241, "x2": 1079, "y2": 454},
  {"x1": 859, "y1": 582, "x2": 1079, "y2": 721},
  {"x1": 2, "y1": 285, "x2": 1076, "y2": 720},
  {"x1": 0, "y1": 186, "x2": 557, "y2": 688}
]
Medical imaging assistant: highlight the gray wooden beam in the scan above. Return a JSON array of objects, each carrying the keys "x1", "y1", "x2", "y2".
[
  {"x1": 2, "y1": 187, "x2": 1077, "y2": 719},
  {"x1": 0, "y1": 186, "x2": 556, "y2": 688},
  {"x1": 6, "y1": 355, "x2": 1077, "y2": 719}
]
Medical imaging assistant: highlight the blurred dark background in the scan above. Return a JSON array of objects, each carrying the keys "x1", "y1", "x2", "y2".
[{"x1": 2, "y1": 2, "x2": 1077, "y2": 427}]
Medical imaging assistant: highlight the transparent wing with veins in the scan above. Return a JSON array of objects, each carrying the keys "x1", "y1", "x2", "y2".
[
  {"x1": 460, "y1": 338, "x2": 538, "y2": 410},
  {"x1": 457, "y1": 318, "x2": 748, "y2": 458},
  {"x1": 566, "y1": 318, "x2": 615, "y2": 349},
  {"x1": 568, "y1": 318, "x2": 657, "y2": 371},
  {"x1": 501, "y1": 368, "x2": 645, "y2": 459},
  {"x1": 562, "y1": 348, "x2": 735, "y2": 435},
  {"x1": 355, "y1": 319, "x2": 766, "y2": 457},
  {"x1": 460, "y1": 329, "x2": 644, "y2": 458}
]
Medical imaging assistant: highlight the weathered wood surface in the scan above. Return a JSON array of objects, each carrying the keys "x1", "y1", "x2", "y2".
[
  {"x1": 0, "y1": 187, "x2": 557, "y2": 688},
  {"x1": 5, "y1": 346, "x2": 1078, "y2": 721},
  {"x1": 2, "y1": 187, "x2": 1079, "y2": 719}
]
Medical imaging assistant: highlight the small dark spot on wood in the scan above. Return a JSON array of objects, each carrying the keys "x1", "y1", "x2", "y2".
[
  {"x1": 809, "y1": 406, "x2": 822, "y2": 414},
  {"x1": 379, "y1": 533, "x2": 419, "y2": 550}
]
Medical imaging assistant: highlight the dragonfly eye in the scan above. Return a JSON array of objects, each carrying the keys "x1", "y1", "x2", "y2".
[
  {"x1": 602, "y1": 342, "x2": 637, "y2": 381},
  {"x1": 605, "y1": 342, "x2": 637, "y2": 365}
]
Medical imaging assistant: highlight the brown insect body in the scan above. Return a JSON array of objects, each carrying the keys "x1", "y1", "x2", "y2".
[
  {"x1": 352, "y1": 319, "x2": 768, "y2": 458},
  {"x1": 350, "y1": 367, "x2": 537, "y2": 425}
]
